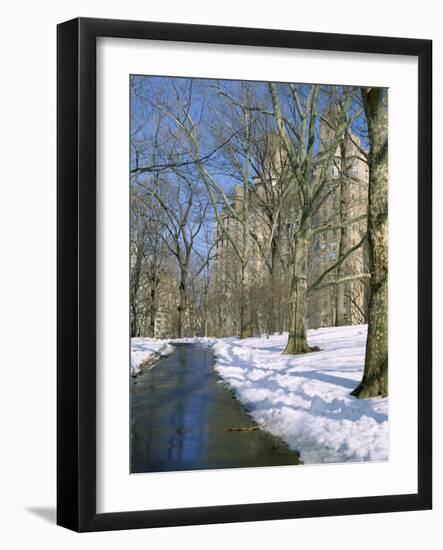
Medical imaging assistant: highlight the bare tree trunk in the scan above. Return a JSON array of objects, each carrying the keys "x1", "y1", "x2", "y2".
[
  {"x1": 284, "y1": 231, "x2": 311, "y2": 354},
  {"x1": 268, "y1": 269, "x2": 277, "y2": 334},
  {"x1": 335, "y1": 140, "x2": 349, "y2": 326},
  {"x1": 268, "y1": 242, "x2": 279, "y2": 334},
  {"x1": 130, "y1": 304, "x2": 139, "y2": 338},
  {"x1": 149, "y1": 282, "x2": 157, "y2": 337},
  {"x1": 352, "y1": 88, "x2": 388, "y2": 398},
  {"x1": 130, "y1": 241, "x2": 143, "y2": 337},
  {"x1": 203, "y1": 284, "x2": 209, "y2": 337},
  {"x1": 335, "y1": 284, "x2": 345, "y2": 325},
  {"x1": 239, "y1": 264, "x2": 252, "y2": 339},
  {"x1": 177, "y1": 271, "x2": 188, "y2": 338}
]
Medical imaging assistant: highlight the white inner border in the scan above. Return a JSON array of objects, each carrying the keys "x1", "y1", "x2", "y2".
[{"x1": 96, "y1": 37, "x2": 418, "y2": 513}]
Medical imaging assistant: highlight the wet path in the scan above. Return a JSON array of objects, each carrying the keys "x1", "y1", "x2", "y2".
[{"x1": 131, "y1": 344, "x2": 300, "y2": 473}]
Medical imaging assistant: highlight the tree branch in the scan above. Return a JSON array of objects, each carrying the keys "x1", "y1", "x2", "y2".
[
  {"x1": 310, "y1": 273, "x2": 371, "y2": 292},
  {"x1": 308, "y1": 235, "x2": 366, "y2": 293},
  {"x1": 311, "y1": 214, "x2": 367, "y2": 237}
]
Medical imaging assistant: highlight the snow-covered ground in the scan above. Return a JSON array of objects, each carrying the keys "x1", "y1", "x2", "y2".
[
  {"x1": 131, "y1": 336, "x2": 215, "y2": 376},
  {"x1": 169, "y1": 336, "x2": 216, "y2": 346},
  {"x1": 131, "y1": 338, "x2": 175, "y2": 376},
  {"x1": 213, "y1": 325, "x2": 388, "y2": 464},
  {"x1": 131, "y1": 327, "x2": 388, "y2": 464}
]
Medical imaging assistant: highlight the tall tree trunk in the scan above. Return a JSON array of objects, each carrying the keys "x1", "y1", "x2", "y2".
[
  {"x1": 352, "y1": 89, "x2": 388, "y2": 398},
  {"x1": 130, "y1": 303, "x2": 138, "y2": 338},
  {"x1": 284, "y1": 231, "x2": 311, "y2": 354},
  {"x1": 239, "y1": 109, "x2": 252, "y2": 340},
  {"x1": 335, "y1": 284, "x2": 345, "y2": 326},
  {"x1": 239, "y1": 263, "x2": 252, "y2": 339},
  {"x1": 268, "y1": 241, "x2": 279, "y2": 334},
  {"x1": 130, "y1": 241, "x2": 143, "y2": 337},
  {"x1": 203, "y1": 284, "x2": 209, "y2": 337},
  {"x1": 149, "y1": 281, "x2": 157, "y2": 337},
  {"x1": 335, "y1": 139, "x2": 349, "y2": 326},
  {"x1": 177, "y1": 271, "x2": 188, "y2": 338}
]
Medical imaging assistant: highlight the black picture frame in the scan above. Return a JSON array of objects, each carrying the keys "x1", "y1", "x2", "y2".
[{"x1": 57, "y1": 17, "x2": 432, "y2": 532}]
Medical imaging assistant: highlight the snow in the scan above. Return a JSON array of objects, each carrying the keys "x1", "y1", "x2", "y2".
[
  {"x1": 131, "y1": 336, "x2": 215, "y2": 376},
  {"x1": 131, "y1": 338, "x2": 175, "y2": 376},
  {"x1": 130, "y1": 326, "x2": 388, "y2": 464},
  {"x1": 169, "y1": 336, "x2": 216, "y2": 346},
  {"x1": 213, "y1": 325, "x2": 388, "y2": 464}
]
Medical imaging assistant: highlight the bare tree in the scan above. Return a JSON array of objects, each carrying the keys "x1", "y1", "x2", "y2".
[
  {"x1": 130, "y1": 206, "x2": 145, "y2": 337},
  {"x1": 247, "y1": 131, "x2": 294, "y2": 333},
  {"x1": 162, "y1": 80, "x2": 257, "y2": 338},
  {"x1": 268, "y1": 83, "x2": 367, "y2": 353},
  {"x1": 141, "y1": 174, "x2": 209, "y2": 338},
  {"x1": 130, "y1": 76, "x2": 373, "y2": 343},
  {"x1": 352, "y1": 88, "x2": 388, "y2": 398},
  {"x1": 130, "y1": 190, "x2": 168, "y2": 337}
]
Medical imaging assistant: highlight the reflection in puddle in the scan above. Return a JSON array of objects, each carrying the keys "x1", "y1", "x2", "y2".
[{"x1": 131, "y1": 345, "x2": 300, "y2": 473}]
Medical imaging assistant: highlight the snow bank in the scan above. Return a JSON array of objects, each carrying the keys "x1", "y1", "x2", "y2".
[
  {"x1": 169, "y1": 336, "x2": 216, "y2": 346},
  {"x1": 213, "y1": 325, "x2": 388, "y2": 464},
  {"x1": 131, "y1": 338, "x2": 175, "y2": 376}
]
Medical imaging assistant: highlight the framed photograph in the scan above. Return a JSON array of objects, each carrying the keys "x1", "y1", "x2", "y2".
[{"x1": 57, "y1": 17, "x2": 432, "y2": 532}]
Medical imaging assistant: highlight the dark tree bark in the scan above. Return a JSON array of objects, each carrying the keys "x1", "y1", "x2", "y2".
[
  {"x1": 130, "y1": 234, "x2": 144, "y2": 337},
  {"x1": 177, "y1": 271, "x2": 188, "y2": 338},
  {"x1": 352, "y1": 88, "x2": 388, "y2": 398},
  {"x1": 284, "y1": 230, "x2": 311, "y2": 353},
  {"x1": 149, "y1": 282, "x2": 157, "y2": 337}
]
